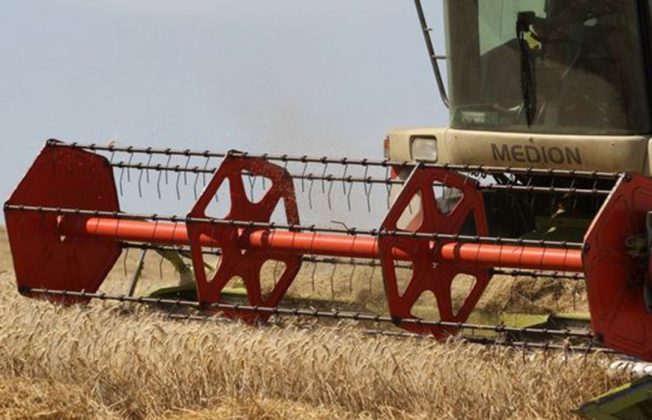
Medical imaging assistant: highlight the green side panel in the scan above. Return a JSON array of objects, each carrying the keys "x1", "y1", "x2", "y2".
[
  {"x1": 579, "y1": 377, "x2": 652, "y2": 419},
  {"x1": 147, "y1": 284, "x2": 361, "y2": 309},
  {"x1": 148, "y1": 283, "x2": 198, "y2": 300},
  {"x1": 555, "y1": 312, "x2": 591, "y2": 322},
  {"x1": 148, "y1": 284, "x2": 247, "y2": 301},
  {"x1": 500, "y1": 313, "x2": 550, "y2": 328}
]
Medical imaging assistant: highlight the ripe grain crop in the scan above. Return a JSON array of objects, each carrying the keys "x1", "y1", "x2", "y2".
[
  {"x1": 0, "y1": 226, "x2": 630, "y2": 419},
  {"x1": 0, "y1": 273, "x2": 630, "y2": 419}
]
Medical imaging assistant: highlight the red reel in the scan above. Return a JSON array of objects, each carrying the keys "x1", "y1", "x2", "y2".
[
  {"x1": 4, "y1": 141, "x2": 121, "y2": 302},
  {"x1": 584, "y1": 173, "x2": 652, "y2": 360},
  {"x1": 187, "y1": 154, "x2": 302, "y2": 322},
  {"x1": 379, "y1": 167, "x2": 491, "y2": 338}
]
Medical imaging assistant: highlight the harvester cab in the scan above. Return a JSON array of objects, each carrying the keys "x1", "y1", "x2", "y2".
[
  {"x1": 391, "y1": 0, "x2": 651, "y2": 166},
  {"x1": 8, "y1": 0, "x2": 652, "y2": 365},
  {"x1": 388, "y1": 0, "x2": 652, "y2": 238}
]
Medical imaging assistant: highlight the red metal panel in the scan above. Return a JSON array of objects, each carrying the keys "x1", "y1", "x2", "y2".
[
  {"x1": 186, "y1": 154, "x2": 302, "y2": 322},
  {"x1": 584, "y1": 174, "x2": 652, "y2": 360},
  {"x1": 378, "y1": 167, "x2": 491, "y2": 338},
  {"x1": 4, "y1": 141, "x2": 121, "y2": 301}
]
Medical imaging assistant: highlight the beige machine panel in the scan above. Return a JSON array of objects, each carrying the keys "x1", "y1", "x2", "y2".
[
  {"x1": 387, "y1": 127, "x2": 451, "y2": 163},
  {"x1": 445, "y1": 129, "x2": 648, "y2": 174}
]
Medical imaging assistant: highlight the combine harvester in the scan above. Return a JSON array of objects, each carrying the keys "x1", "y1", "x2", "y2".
[{"x1": 6, "y1": 0, "x2": 652, "y2": 383}]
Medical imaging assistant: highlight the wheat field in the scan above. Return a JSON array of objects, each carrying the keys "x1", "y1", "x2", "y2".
[{"x1": 0, "y1": 227, "x2": 632, "y2": 419}]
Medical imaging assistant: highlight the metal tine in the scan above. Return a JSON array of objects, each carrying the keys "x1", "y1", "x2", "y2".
[
  {"x1": 311, "y1": 259, "x2": 318, "y2": 293},
  {"x1": 171, "y1": 222, "x2": 183, "y2": 280},
  {"x1": 508, "y1": 271, "x2": 518, "y2": 304},
  {"x1": 525, "y1": 171, "x2": 534, "y2": 189},
  {"x1": 175, "y1": 171, "x2": 182, "y2": 201},
  {"x1": 301, "y1": 161, "x2": 308, "y2": 193},
  {"x1": 320, "y1": 161, "x2": 328, "y2": 193},
  {"x1": 202, "y1": 156, "x2": 210, "y2": 187},
  {"x1": 348, "y1": 257, "x2": 356, "y2": 295},
  {"x1": 193, "y1": 172, "x2": 200, "y2": 200},
  {"x1": 156, "y1": 171, "x2": 163, "y2": 200},
  {"x1": 127, "y1": 249, "x2": 147, "y2": 297},
  {"x1": 247, "y1": 172, "x2": 257, "y2": 203},
  {"x1": 569, "y1": 175, "x2": 579, "y2": 214},
  {"x1": 126, "y1": 153, "x2": 133, "y2": 182},
  {"x1": 308, "y1": 176, "x2": 315, "y2": 210},
  {"x1": 594, "y1": 176, "x2": 602, "y2": 211},
  {"x1": 342, "y1": 162, "x2": 349, "y2": 194},
  {"x1": 165, "y1": 154, "x2": 172, "y2": 184},
  {"x1": 572, "y1": 278, "x2": 581, "y2": 311},
  {"x1": 118, "y1": 165, "x2": 126, "y2": 197},
  {"x1": 365, "y1": 181, "x2": 373, "y2": 213},
  {"x1": 363, "y1": 163, "x2": 370, "y2": 184},
  {"x1": 327, "y1": 179, "x2": 334, "y2": 211},
  {"x1": 369, "y1": 254, "x2": 376, "y2": 296},
  {"x1": 303, "y1": 230, "x2": 319, "y2": 296},
  {"x1": 183, "y1": 154, "x2": 191, "y2": 186},
  {"x1": 123, "y1": 247, "x2": 130, "y2": 277},
  {"x1": 329, "y1": 260, "x2": 337, "y2": 300},
  {"x1": 362, "y1": 161, "x2": 375, "y2": 212},
  {"x1": 346, "y1": 181, "x2": 353, "y2": 211},
  {"x1": 148, "y1": 219, "x2": 170, "y2": 281},
  {"x1": 145, "y1": 153, "x2": 153, "y2": 183},
  {"x1": 137, "y1": 167, "x2": 144, "y2": 198},
  {"x1": 524, "y1": 170, "x2": 536, "y2": 209}
]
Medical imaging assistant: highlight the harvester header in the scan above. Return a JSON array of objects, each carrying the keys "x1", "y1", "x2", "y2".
[{"x1": 5, "y1": 140, "x2": 652, "y2": 360}]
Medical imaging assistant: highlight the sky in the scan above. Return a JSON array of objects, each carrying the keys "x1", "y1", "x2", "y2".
[{"x1": 0, "y1": 0, "x2": 448, "y2": 204}]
